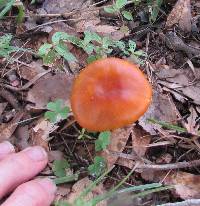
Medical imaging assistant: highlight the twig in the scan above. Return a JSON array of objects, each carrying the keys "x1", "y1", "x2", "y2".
[
  {"x1": 0, "y1": 88, "x2": 21, "y2": 110},
  {"x1": 159, "y1": 199, "x2": 200, "y2": 206},
  {"x1": 1, "y1": 70, "x2": 51, "y2": 92},
  {"x1": 139, "y1": 159, "x2": 200, "y2": 170}
]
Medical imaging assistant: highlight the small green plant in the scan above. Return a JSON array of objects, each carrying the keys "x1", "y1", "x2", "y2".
[
  {"x1": 95, "y1": 131, "x2": 111, "y2": 152},
  {"x1": 54, "y1": 166, "x2": 173, "y2": 206},
  {"x1": 128, "y1": 40, "x2": 147, "y2": 64},
  {"x1": 104, "y1": 0, "x2": 133, "y2": 20},
  {"x1": 45, "y1": 99, "x2": 70, "y2": 123},
  {"x1": 88, "y1": 156, "x2": 106, "y2": 177},
  {"x1": 52, "y1": 159, "x2": 70, "y2": 178},
  {"x1": 86, "y1": 131, "x2": 111, "y2": 178},
  {"x1": 0, "y1": 34, "x2": 32, "y2": 60},
  {"x1": 148, "y1": 0, "x2": 163, "y2": 22},
  {"x1": 39, "y1": 31, "x2": 145, "y2": 66},
  {"x1": 0, "y1": 0, "x2": 25, "y2": 23}
]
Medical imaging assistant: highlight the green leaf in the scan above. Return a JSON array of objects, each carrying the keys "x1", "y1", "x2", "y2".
[
  {"x1": 150, "y1": 0, "x2": 163, "y2": 22},
  {"x1": 52, "y1": 32, "x2": 72, "y2": 44},
  {"x1": 55, "y1": 42, "x2": 77, "y2": 62},
  {"x1": 54, "y1": 201, "x2": 71, "y2": 206},
  {"x1": 38, "y1": 43, "x2": 52, "y2": 56},
  {"x1": 122, "y1": 10, "x2": 133, "y2": 20},
  {"x1": 84, "y1": 44, "x2": 95, "y2": 54},
  {"x1": 88, "y1": 156, "x2": 106, "y2": 177},
  {"x1": 87, "y1": 55, "x2": 98, "y2": 64},
  {"x1": 43, "y1": 49, "x2": 57, "y2": 65},
  {"x1": 45, "y1": 99, "x2": 70, "y2": 123},
  {"x1": 0, "y1": 34, "x2": 12, "y2": 48},
  {"x1": 104, "y1": 6, "x2": 116, "y2": 13},
  {"x1": 16, "y1": 3, "x2": 25, "y2": 23},
  {"x1": 45, "y1": 111, "x2": 58, "y2": 123},
  {"x1": 114, "y1": 40, "x2": 129, "y2": 55},
  {"x1": 0, "y1": 0, "x2": 15, "y2": 19},
  {"x1": 116, "y1": 0, "x2": 127, "y2": 9},
  {"x1": 83, "y1": 31, "x2": 102, "y2": 45},
  {"x1": 133, "y1": 50, "x2": 146, "y2": 57},
  {"x1": 128, "y1": 40, "x2": 136, "y2": 53},
  {"x1": 95, "y1": 131, "x2": 111, "y2": 152},
  {"x1": 52, "y1": 159, "x2": 69, "y2": 178},
  {"x1": 52, "y1": 32, "x2": 81, "y2": 46}
]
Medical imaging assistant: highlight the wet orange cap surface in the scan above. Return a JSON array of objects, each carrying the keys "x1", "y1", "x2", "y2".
[{"x1": 70, "y1": 58, "x2": 152, "y2": 131}]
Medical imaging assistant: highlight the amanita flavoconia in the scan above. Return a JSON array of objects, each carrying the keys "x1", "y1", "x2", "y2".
[{"x1": 70, "y1": 58, "x2": 152, "y2": 131}]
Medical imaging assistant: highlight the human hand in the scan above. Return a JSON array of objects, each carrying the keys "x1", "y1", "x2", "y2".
[{"x1": 0, "y1": 141, "x2": 57, "y2": 206}]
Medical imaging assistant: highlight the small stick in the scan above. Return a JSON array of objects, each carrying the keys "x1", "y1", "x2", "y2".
[
  {"x1": 139, "y1": 159, "x2": 200, "y2": 170},
  {"x1": 159, "y1": 199, "x2": 200, "y2": 206},
  {"x1": 0, "y1": 88, "x2": 21, "y2": 110}
]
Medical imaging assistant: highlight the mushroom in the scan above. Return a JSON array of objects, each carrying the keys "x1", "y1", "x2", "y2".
[{"x1": 70, "y1": 58, "x2": 152, "y2": 131}]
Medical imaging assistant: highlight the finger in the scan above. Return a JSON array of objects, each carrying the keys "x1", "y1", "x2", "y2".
[
  {"x1": 0, "y1": 146, "x2": 48, "y2": 198},
  {"x1": 2, "y1": 178, "x2": 56, "y2": 206},
  {"x1": 0, "y1": 141, "x2": 15, "y2": 160}
]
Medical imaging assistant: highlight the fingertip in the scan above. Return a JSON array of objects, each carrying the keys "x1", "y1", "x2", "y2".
[
  {"x1": 37, "y1": 178, "x2": 57, "y2": 196},
  {"x1": 0, "y1": 141, "x2": 15, "y2": 160},
  {"x1": 1, "y1": 179, "x2": 56, "y2": 206}
]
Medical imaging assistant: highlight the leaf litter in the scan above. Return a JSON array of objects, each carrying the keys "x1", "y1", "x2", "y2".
[{"x1": 1, "y1": 0, "x2": 200, "y2": 205}]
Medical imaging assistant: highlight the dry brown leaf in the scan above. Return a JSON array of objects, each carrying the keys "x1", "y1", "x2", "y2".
[
  {"x1": 74, "y1": 10, "x2": 101, "y2": 33},
  {"x1": 26, "y1": 73, "x2": 74, "y2": 110},
  {"x1": 0, "y1": 112, "x2": 24, "y2": 142},
  {"x1": 157, "y1": 68, "x2": 200, "y2": 105},
  {"x1": 89, "y1": 25, "x2": 127, "y2": 41},
  {"x1": 139, "y1": 91, "x2": 178, "y2": 135},
  {"x1": 30, "y1": 118, "x2": 58, "y2": 150},
  {"x1": 166, "y1": 0, "x2": 192, "y2": 32},
  {"x1": 48, "y1": 150, "x2": 64, "y2": 162},
  {"x1": 15, "y1": 125, "x2": 29, "y2": 150},
  {"x1": 142, "y1": 170, "x2": 200, "y2": 200},
  {"x1": 165, "y1": 172, "x2": 200, "y2": 200},
  {"x1": 184, "y1": 107, "x2": 199, "y2": 135},
  {"x1": 43, "y1": 0, "x2": 87, "y2": 14},
  {"x1": 67, "y1": 177, "x2": 107, "y2": 206},
  {"x1": 0, "y1": 102, "x2": 7, "y2": 116},
  {"x1": 132, "y1": 125, "x2": 151, "y2": 158},
  {"x1": 117, "y1": 157, "x2": 135, "y2": 169},
  {"x1": 17, "y1": 60, "x2": 46, "y2": 81},
  {"x1": 99, "y1": 126, "x2": 132, "y2": 169}
]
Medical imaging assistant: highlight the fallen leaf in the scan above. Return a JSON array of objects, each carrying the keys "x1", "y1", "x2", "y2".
[
  {"x1": 142, "y1": 169, "x2": 200, "y2": 200},
  {"x1": 26, "y1": 73, "x2": 74, "y2": 110},
  {"x1": 48, "y1": 150, "x2": 64, "y2": 162},
  {"x1": 99, "y1": 126, "x2": 132, "y2": 169},
  {"x1": 30, "y1": 118, "x2": 58, "y2": 150},
  {"x1": 139, "y1": 91, "x2": 178, "y2": 135},
  {"x1": 165, "y1": 171, "x2": 200, "y2": 200},
  {"x1": 184, "y1": 106, "x2": 199, "y2": 135},
  {"x1": 17, "y1": 60, "x2": 46, "y2": 81},
  {"x1": 67, "y1": 177, "x2": 107, "y2": 206},
  {"x1": 43, "y1": 0, "x2": 87, "y2": 14},
  {"x1": 74, "y1": 10, "x2": 101, "y2": 33},
  {"x1": 0, "y1": 112, "x2": 24, "y2": 142},
  {"x1": 132, "y1": 125, "x2": 151, "y2": 158},
  {"x1": 157, "y1": 68, "x2": 200, "y2": 105},
  {"x1": 14, "y1": 125, "x2": 29, "y2": 150},
  {"x1": 166, "y1": 0, "x2": 192, "y2": 32}
]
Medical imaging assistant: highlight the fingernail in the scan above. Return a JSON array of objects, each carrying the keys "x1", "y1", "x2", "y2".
[
  {"x1": 0, "y1": 141, "x2": 15, "y2": 155},
  {"x1": 38, "y1": 178, "x2": 57, "y2": 195},
  {"x1": 23, "y1": 146, "x2": 47, "y2": 161}
]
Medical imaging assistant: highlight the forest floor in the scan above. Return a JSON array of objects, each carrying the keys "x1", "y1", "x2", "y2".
[{"x1": 0, "y1": 0, "x2": 200, "y2": 205}]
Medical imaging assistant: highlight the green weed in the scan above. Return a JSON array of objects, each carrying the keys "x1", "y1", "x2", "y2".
[
  {"x1": 38, "y1": 31, "x2": 145, "y2": 66},
  {"x1": 44, "y1": 99, "x2": 70, "y2": 123}
]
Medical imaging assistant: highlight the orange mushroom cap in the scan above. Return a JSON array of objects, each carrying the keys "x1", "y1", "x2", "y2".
[{"x1": 70, "y1": 58, "x2": 152, "y2": 131}]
